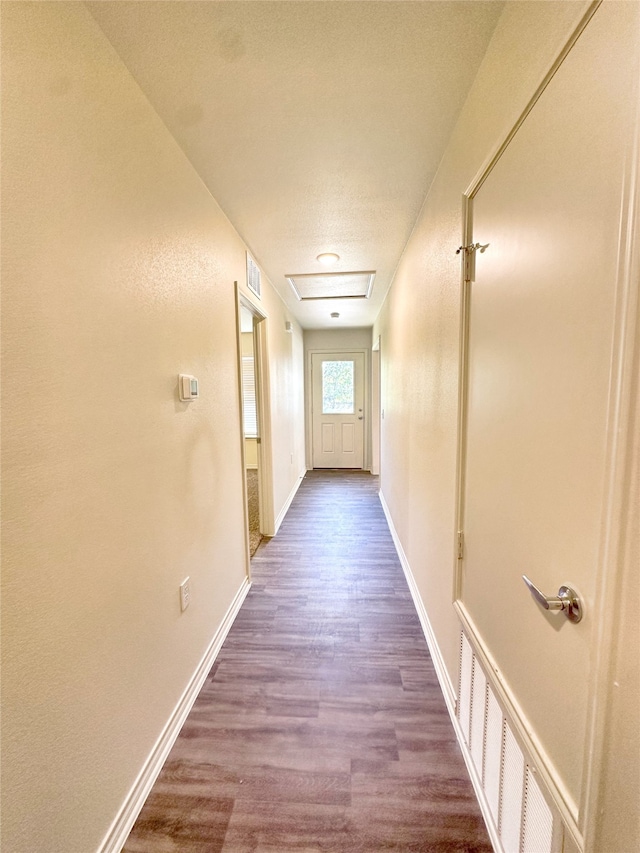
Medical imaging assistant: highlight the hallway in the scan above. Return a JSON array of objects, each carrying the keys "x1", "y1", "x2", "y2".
[{"x1": 124, "y1": 472, "x2": 491, "y2": 852}]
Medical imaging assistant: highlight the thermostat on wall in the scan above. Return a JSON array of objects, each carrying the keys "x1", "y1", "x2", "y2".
[{"x1": 179, "y1": 374, "x2": 199, "y2": 401}]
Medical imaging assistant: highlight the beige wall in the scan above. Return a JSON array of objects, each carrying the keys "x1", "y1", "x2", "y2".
[
  {"x1": 374, "y1": 0, "x2": 638, "y2": 848},
  {"x1": 374, "y1": 0, "x2": 591, "y2": 681},
  {"x1": 244, "y1": 438, "x2": 259, "y2": 469},
  {"x1": 264, "y1": 310, "x2": 306, "y2": 510},
  {"x1": 0, "y1": 4, "x2": 304, "y2": 852},
  {"x1": 304, "y1": 327, "x2": 373, "y2": 353},
  {"x1": 241, "y1": 331, "x2": 254, "y2": 357}
]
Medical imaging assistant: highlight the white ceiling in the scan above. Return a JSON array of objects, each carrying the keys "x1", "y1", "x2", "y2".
[{"x1": 87, "y1": 1, "x2": 504, "y2": 330}]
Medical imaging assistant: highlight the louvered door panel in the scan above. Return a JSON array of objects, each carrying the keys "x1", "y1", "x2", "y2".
[
  {"x1": 459, "y1": 632, "x2": 473, "y2": 746},
  {"x1": 471, "y1": 660, "x2": 487, "y2": 776},
  {"x1": 458, "y1": 631, "x2": 557, "y2": 853},
  {"x1": 484, "y1": 685, "x2": 503, "y2": 826},
  {"x1": 522, "y1": 767, "x2": 553, "y2": 853},
  {"x1": 500, "y1": 723, "x2": 525, "y2": 852}
]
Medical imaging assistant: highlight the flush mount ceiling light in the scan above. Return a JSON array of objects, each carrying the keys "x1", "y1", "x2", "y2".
[
  {"x1": 285, "y1": 270, "x2": 375, "y2": 301},
  {"x1": 330, "y1": 312, "x2": 340, "y2": 319},
  {"x1": 316, "y1": 252, "x2": 340, "y2": 266}
]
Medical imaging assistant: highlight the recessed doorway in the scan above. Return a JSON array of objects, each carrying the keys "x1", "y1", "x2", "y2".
[
  {"x1": 311, "y1": 351, "x2": 365, "y2": 469},
  {"x1": 236, "y1": 289, "x2": 274, "y2": 572},
  {"x1": 240, "y1": 305, "x2": 262, "y2": 557}
]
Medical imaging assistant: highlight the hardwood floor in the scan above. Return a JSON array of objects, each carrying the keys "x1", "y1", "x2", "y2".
[{"x1": 124, "y1": 471, "x2": 492, "y2": 852}]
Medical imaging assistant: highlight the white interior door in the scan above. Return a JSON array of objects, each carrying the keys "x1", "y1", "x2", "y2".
[
  {"x1": 312, "y1": 352, "x2": 364, "y2": 469},
  {"x1": 459, "y1": 1, "x2": 638, "y2": 816}
]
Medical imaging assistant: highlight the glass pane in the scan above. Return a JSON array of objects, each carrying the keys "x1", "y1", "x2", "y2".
[{"x1": 322, "y1": 361, "x2": 354, "y2": 414}]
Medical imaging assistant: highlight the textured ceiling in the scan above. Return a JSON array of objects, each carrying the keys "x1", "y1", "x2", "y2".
[{"x1": 87, "y1": 1, "x2": 504, "y2": 329}]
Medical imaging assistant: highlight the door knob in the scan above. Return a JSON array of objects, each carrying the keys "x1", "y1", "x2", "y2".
[
  {"x1": 522, "y1": 575, "x2": 583, "y2": 623},
  {"x1": 358, "y1": 416, "x2": 363, "y2": 420}
]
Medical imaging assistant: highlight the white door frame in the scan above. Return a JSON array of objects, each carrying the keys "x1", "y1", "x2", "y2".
[
  {"x1": 305, "y1": 347, "x2": 369, "y2": 471},
  {"x1": 371, "y1": 336, "x2": 381, "y2": 476},
  {"x1": 235, "y1": 285, "x2": 275, "y2": 578},
  {"x1": 452, "y1": 3, "x2": 639, "y2": 849}
]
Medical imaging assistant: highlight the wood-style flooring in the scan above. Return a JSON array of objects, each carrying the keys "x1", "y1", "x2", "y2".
[{"x1": 124, "y1": 471, "x2": 492, "y2": 852}]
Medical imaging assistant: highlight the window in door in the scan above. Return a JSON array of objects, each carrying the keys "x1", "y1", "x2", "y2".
[{"x1": 322, "y1": 360, "x2": 355, "y2": 414}]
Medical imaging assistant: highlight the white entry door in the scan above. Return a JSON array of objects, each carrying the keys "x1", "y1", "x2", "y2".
[
  {"x1": 312, "y1": 352, "x2": 364, "y2": 468},
  {"x1": 459, "y1": 1, "x2": 638, "y2": 818}
]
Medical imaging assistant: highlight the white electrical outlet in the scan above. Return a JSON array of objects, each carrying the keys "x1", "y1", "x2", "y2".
[{"x1": 179, "y1": 577, "x2": 191, "y2": 612}]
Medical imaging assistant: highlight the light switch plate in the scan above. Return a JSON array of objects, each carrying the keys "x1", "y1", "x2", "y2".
[{"x1": 178, "y1": 374, "x2": 198, "y2": 401}]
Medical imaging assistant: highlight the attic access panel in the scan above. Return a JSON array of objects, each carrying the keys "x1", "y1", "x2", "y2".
[{"x1": 286, "y1": 271, "x2": 375, "y2": 301}]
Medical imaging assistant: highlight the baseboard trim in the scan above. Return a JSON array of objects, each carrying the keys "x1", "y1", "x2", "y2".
[
  {"x1": 378, "y1": 490, "x2": 456, "y2": 712},
  {"x1": 273, "y1": 469, "x2": 306, "y2": 535},
  {"x1": 97, "y1": 576, "x2": 251, "y2": 853},
  {"x1": 378, "y1": 489, "x2": 502, "y2": 853}
]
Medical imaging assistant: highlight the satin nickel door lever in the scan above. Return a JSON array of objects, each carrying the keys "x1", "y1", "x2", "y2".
[{"x1": 522, "y1": 575, "x2": 583, "y2": 623}]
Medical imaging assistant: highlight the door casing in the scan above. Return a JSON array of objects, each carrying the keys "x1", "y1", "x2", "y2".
[
  {"x1": 305, "y1": 347, "x2": 369, "y2": 471},
  {"x1": 235, "y1": 285, "x2": 275, "y2": 578}
]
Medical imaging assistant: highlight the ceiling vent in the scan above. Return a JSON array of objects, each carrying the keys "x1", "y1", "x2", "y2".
[{"x1": 285, "y1": 271, "x2": 375, "y2": 301}]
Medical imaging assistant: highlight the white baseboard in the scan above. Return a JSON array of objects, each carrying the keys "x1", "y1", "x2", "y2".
[
  {"x1": 378, "y1": 489, "x2": 502, "y2": 853},
  {"x1": 378, "y1": 490, "x2": 456, "y2": 711},
  {"x1": 273, "y1": 469, "x2": 306, "y2": 534},
  {"x1": 97, "y1": 577, "x2": 251, "y2": 853}
]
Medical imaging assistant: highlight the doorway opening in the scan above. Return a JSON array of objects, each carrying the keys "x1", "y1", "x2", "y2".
[
  {"x1": 236, "y1": 288, "x2": 274, "y2": 572},
  {"x1": 310, "y1": 351, "x2": 366, "y2": 469},
  {"x1": 240, "y1": 304, "x2": 262, "y2": 557}
]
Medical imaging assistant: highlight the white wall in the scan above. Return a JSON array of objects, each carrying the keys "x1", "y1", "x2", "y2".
[{"x1": 0, "y1": 4, "x2": 304, "y2": 852}]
